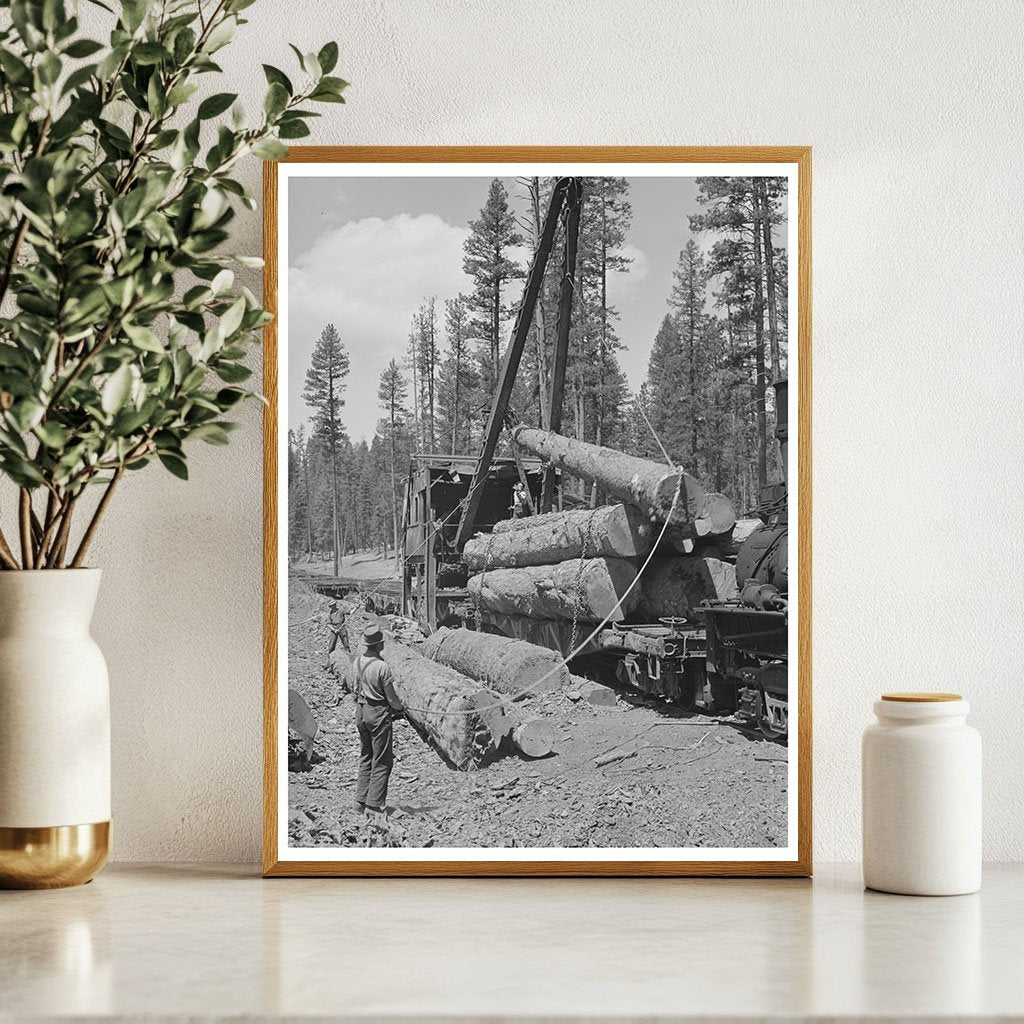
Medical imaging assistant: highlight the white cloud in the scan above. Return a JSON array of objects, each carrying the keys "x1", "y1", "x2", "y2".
[
  {"x1": 607, "y1": 243, "x2": 649, "y2": 307},
  {"x1": 287, "y1": 214, "x2": 473, "y2": 441}
]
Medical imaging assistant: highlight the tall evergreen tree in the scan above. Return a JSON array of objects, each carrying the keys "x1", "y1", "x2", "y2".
[
  {"x1": 377, "y1": 358, "x2": 408, "y2": 567},
  {"x1": 645, "y1": 313, "x2": 689, "y2": 462},
  {"x1": 463, "y1": 178, "x2": 524, "y2": 398},
  {"x1": 580, "y1": 177, "x2": 632, "y2": 448},
  {"x1": 669, "y1": 239, "x2": 710, "y2": 472},
  {"x1": 437, "y1": 295, "x2": 479, "y2": 454},
  {"x1": 302, "y1": 323, "x2": 349, "y2": 575},
  {"x1": 415, "y1": 297, "x2": 439, "y2": 449},
  {"x1": 691, "y1": 177, "x2": 768, "y2": 489}
]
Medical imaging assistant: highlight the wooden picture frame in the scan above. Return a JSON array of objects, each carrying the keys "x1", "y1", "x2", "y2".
[{"x1": 263, "y1": 147, "x2": 812, "y2": 877}]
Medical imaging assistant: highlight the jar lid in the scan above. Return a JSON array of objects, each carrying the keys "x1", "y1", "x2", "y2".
[{"x1": 881, "y1": 692, "x2": 962, "y2": 702}]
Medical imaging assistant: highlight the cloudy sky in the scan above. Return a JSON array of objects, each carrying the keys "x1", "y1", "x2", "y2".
[{"x1": 286, "y1": 175, "x2": 778, "y2": 443}]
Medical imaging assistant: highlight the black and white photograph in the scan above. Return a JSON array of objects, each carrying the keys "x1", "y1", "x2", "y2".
[{"x1": 271, "y1": 153, "x2": 807, "y2": 871}]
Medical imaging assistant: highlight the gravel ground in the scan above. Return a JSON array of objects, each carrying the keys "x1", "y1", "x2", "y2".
[{"x1": 287, "y1": 579, "x2": 788, "y2": 851}]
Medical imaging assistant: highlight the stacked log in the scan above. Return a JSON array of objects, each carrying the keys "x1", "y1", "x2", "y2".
[
  {"x1": 465, "y1": 503, "x2": 653, "y2": 571},
  {"x1": 467, "y1": 557, "x2": 639, "y2": 623},
  {"x1": 422, "y1": 626, "x2": 569, "y2": 697},
  {"x1": 337, "y1": 609, "x2": 508, "y2": 769},
  {"x1": 632, "y1": 556, "x2": 739, "y2": 621}
]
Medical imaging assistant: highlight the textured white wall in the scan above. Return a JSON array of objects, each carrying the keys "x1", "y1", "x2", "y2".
[{"x1": 73, "y1": 0, "x2": 1024, "y2": 862}]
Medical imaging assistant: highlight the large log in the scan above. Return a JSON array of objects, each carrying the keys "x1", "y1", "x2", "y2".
[
  {"x1": 468, "y1": 557, "x2": 639, "y2": 623},
  {"x1": 336, "y1": 610, "x2": 508, "y2": 769},
  {"x1": 661, "y1": 517, "x2": 761, "y2": 556},
  {"x1": 511, "y1": 425, "x2": 736, "y2": 534},
  {"x1": 465, "y1": 503, "x2": 652, "y2": 571},
  {"x1": 633, "y1": 555, "x2": 739, "y2": 621},
  {"x1": 421, "y1": 626, "x2": 569, "y2": 697}
]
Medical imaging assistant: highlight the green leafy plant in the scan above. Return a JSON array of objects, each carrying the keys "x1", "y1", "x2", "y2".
[{"x1": 0, "y1": 0, "x2": 346, "y2": 569}]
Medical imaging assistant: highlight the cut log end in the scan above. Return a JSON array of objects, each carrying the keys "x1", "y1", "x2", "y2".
[{"x1": 512, "y1": 717, "x2": 557, "y2": 758}]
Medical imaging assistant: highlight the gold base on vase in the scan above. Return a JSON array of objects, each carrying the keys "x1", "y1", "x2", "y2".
[{"x1": 0, "y1": 821, "x2": 110, "y2": 889}]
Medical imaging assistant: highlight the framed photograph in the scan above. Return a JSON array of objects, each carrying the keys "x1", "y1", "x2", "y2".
[{"x1": 263, "y1": 147, "x2": 811, "y2": 876}]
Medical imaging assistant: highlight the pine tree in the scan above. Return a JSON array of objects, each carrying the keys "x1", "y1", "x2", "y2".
[
  {"x1": 377, "y1": 358, "x2": 408, "y2": 568},
  {"x1": 415, "y1": 297, "x2": 439, "y2": 449},
  {"x1": 302, "y1": 323, "x2": 349, "y2": 575},
  {"x1": 669, "y1": 239, "x2": 711, "y2": 474},
  {"x1": 645, "y1": 314, "x2": 689, "y2": 463},
  {"x1": 580, "y1": 177, "x2": 631, "y2": 448},
  {"x1": 463, "y1": 178, "x2": 524, "y2": 399},
  {"x1": 287, "y1": 424, "x2": 312, "y2": 561},
  {"x1": 437, "y1": 295, "x2": 479, "y2": 454},
  {"x1": 691, "y1": 177, "x2": 767, "y2": 489}
]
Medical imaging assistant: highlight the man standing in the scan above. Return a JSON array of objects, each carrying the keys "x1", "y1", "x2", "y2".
[
  {"x1": 327, "y1": 601, "x2": 347, "y2": 655},
  {"x1": 349, "y1": 624, "x2": 405, "y2": 817}
]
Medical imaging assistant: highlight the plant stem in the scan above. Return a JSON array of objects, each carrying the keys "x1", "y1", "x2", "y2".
[
  {"x1": 70, "y1": 466, "x2": 124, "y2": 568},
  {"x1": 18, "y1": 489, "x2": 34, "y2": 569},
  {"x1": 45, "y1": 300, "x2": 138, "y2": 415},
  {"x1": 45, "y1": 492, "x2": 79, "y2": 569},
  {"x1": 35, "y1": 488, "x2": 66, "y2": 566},
  {"x1": 0, "y1": 527, "x2": 19, "y2": 570}
]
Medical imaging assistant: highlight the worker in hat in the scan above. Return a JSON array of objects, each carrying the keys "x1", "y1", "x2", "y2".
[
  {"x1": 349, "y1": 623, "x2": 405, "y2": 816},
  {"x1": 326, "y1": 600, "x2": 346, "y2": 657}
]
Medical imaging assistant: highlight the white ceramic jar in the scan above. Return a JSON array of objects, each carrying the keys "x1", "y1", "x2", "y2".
[{"x1": 862, "y1": 693, "x2": 981, "y2": 895}]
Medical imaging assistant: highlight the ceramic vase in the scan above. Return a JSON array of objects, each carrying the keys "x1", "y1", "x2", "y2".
[
  {"x1": 0, "y1": 569, "x2": 110, "y2": 888},
  {"x1": 862, "y1": 692, "x2": 981, "y2": 896}
]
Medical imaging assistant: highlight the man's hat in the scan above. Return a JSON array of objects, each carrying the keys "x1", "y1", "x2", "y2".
[{"x1": 362, "y1": 624, "x2": 384, "y2": 648}]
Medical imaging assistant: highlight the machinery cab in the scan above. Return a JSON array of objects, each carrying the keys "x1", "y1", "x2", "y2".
[{"x1": 402, "y1": 454, "x2": 545, "y2": 632}]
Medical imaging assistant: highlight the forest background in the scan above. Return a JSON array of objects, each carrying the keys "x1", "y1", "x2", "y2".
[{"x1": 286, "y1": 175, "x2": 789, "y2": 573}]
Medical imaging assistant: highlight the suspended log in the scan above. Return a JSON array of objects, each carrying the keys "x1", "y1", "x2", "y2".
[
  {"x1": 466, "y1": 503, "x2": 652, "y2": 571},
  {"x1": 421, "y1": 626, "x2": 569, "y2": 697},
  {"x1": 468, "y1": 557, "x2": 639, "y2": 623},
  {"x1": 336, "y1": 610, "x2": 509, "y2": 769},
  {"x1": 633, "y1": 555, "x2": 738, "y2": 621},
  {"x1": 511, "y1": 425, "x2": 736, "y2": 534}
]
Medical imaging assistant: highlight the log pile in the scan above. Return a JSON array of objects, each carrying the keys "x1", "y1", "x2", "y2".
[
  {"x1": 338, "y1": 608, "x2": 508, "y2": 769},
  {"x1": 456, "y1": 428, "x2": 751, "y2": 657},
  {"x1": 337, "y1": 609, "x2": 556, "y2": 765}
]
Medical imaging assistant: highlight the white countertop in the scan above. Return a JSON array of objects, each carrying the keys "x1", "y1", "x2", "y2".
[{"x1": 2, "y1": 862, "x2": 1022, "y2": 1021}]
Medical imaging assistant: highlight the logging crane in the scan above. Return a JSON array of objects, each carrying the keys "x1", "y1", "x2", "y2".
[{"x1": 396, "y1": 176, "x2": 790, "y2": 741}]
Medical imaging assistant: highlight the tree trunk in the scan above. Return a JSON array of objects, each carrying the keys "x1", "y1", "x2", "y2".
[
  {"x1": 688, "y1": 267, "x2": 698, "y2": 468},
  {"x1": 421, "y1": 626, "x2": 569, "y2": 696},
  {"x1": 468, "y1": 557, "x2": 639, "y2": 622},
  {"x1": 760, "y1": 179, "x2": 781, "y2": 382},
  {"x1": 466, "y1": 503, "x2": 653, "y2": 571},
  {"x1": 491, "y1": 254, "x2": 501, "y2": 394},
  {"x1": 530, "y1": 177, "x2": 550, "y2": 430},
  {"x1": 338, "y1": 610, "x2": 509, "y2": 769},
  {"x1": 451, "y1": 342, "x2": 460, "y2": 455},
  {"x1": 389, "y1": 407, "x2": 400, "y2": 573},
  {"x1": 511, "y1": 424, "x2": 735, "y2": 533},
  {"x1": 752, "y1": 186, "x2": 768, "y2": 491},
  {"x1": 408, "y1": 330, "x2": 420, "y2": 450},
  {"x1": 328, "y1": 430, "x2": 340, "y2": 577},
  {"x1": 302, "y1": 446, "x2": 313, "y2": 559}
]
